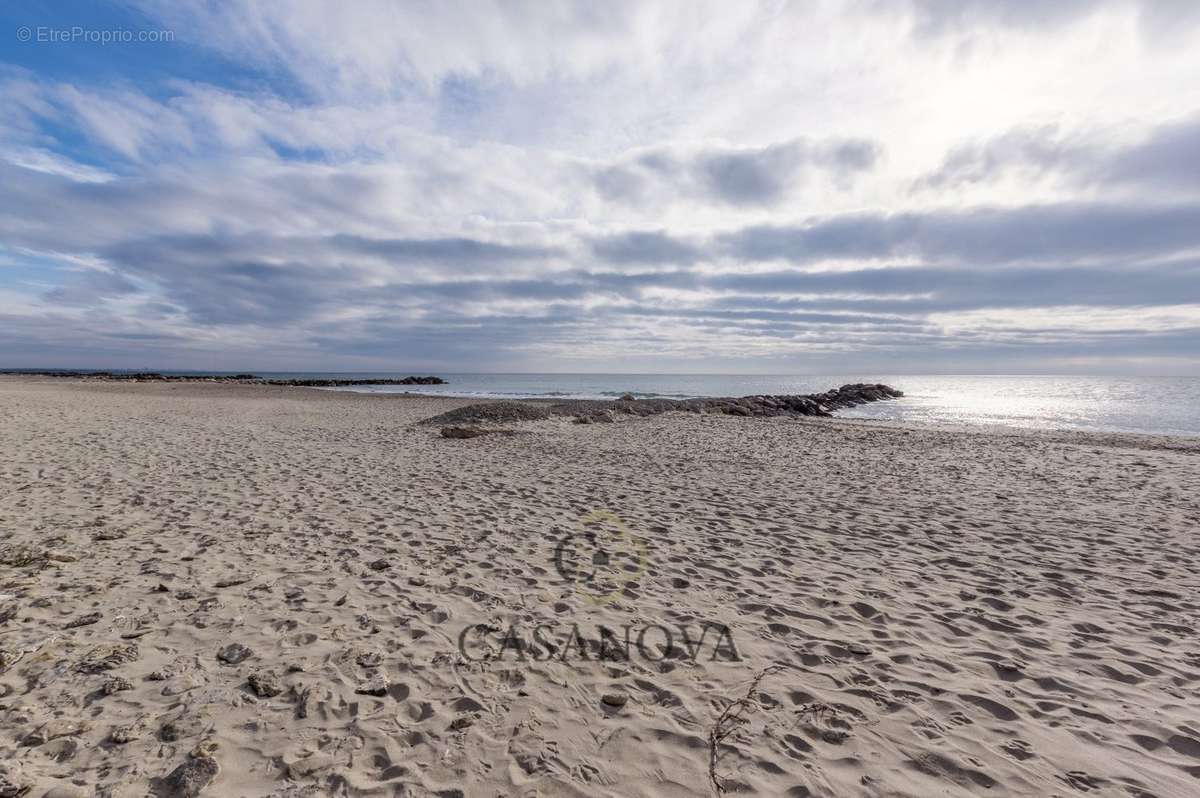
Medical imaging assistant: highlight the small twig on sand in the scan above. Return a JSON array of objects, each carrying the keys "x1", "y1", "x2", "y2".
[{"x1": 707, "y1": 664, "x2": 784, "y2": 795}]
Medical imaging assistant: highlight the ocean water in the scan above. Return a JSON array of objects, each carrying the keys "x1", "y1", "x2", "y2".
[
  {"x1": 32, "y1": 371, "x2": 1200, "y2": 437},
  {"x1": 288, "y1": 373, "x2": 1200, "y2": 438}
]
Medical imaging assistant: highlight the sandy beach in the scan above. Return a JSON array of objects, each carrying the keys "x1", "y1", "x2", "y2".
[{"x1": 1, "y1": 376, "x2": 1198, "y2": 798}]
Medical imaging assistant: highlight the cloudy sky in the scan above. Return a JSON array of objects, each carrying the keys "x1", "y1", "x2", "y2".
[{"x1": 2, "y1": 1, "x2": 1199, "y2": 374}]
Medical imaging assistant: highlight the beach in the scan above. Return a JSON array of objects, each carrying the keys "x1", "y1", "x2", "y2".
[{"x1": 1, "y1": 376, "x2": 1199, "y2": 798}]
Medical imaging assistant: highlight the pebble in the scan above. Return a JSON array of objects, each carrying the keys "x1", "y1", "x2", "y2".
[
  {"x1": 247, "y1": 670, "x2": 283, "y2": 698},
  {"x1": 110, "y1": 723, "x2": 141, "y2": 744},
  {"x1": 848, "y1": 642, "x2": 871, "y2": 656},
  {"x1": 75, "y1": 643, "x2": 139, "y2": 673},
  {"x1": 355, "y1": 673, "x2": 390, "y2": 696},
  {"x1": 102, "y1": 675, "x2": 133, "y2": 695},
  {"x1": 601, "y1": 692, "x2": 628, "y2": 709},
  {"x1": 64, "y1": 611, "x2": 102, "y2": 629},
  {"x1": 367, "y1": 559, "x2": 391, "y2": 571},
  {"x1": 216, "y1": 643, "x2": 253, "y2": 665}
]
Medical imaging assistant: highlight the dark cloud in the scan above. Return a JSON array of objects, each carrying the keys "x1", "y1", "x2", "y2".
[
  {"x1": 589, "y1": 231, "x2": 701, "y2": 265},
  {"x1": 904, "y1": 0, "x2": 1104, "y2": 38},
  {"x1": 717, "y1": 203, "x2": 1200, "y2": 265},
  {"x1": 593, "y1": 137, "x2": 881, "y2": 207},
  {"x1": 919, "y1": 116, "x2": 1200, "y2": 193}
]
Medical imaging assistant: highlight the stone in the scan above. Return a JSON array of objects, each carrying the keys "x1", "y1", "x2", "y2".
[
  {"x1": 247, "y1": 670, "x2": 283, "y2": 698},
  {"x1": 440, "y1": 425, "x2": 518, "y2": 439},
  {"x1": 102, "y1": 675, "x2": 133, "y2": 695},
  {"x1": 618, "y1": 393, "x2": 636, "y2": 401},
  {"x1": 161, "y1": 756, "x2": 219, "y2": 797},
  {"x1": 64, "y1": 611, "x2": 102, "y2": 629},
  {"x1": 366, "y1": 559, "x2": 391, "y2": 571},
  {"x1": 355, "y1": 673, "x2": 390, "y2": 696},
  {"x1": 216, "y1": 643, "x2": 253, "y2": 665},
  {"x1": 75, "y1": 643, "x2": 139, "y2": 673},
  {"x1": 110, "y1": 723, "x2": 141, "y2": 744},
  {"x1": 601, "y1": 692, "x2": 628, "y2": 709},
  {"x1": 847, "y1": 642, "x2": 871, "y2": 656},
  {"x1": 286, "y1": 753, "x2": 335, "y2": 778}
]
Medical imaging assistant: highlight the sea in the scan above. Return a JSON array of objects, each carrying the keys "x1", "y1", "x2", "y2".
[
  {"x1": 25, "y1": 371, "x2": 1200, "y2": 437},
  {"x1": 267, "y1": 373, "x2": 1200, "y2": 437}
]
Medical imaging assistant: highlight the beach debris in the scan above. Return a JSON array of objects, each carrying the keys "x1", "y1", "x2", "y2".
[
  {"x1": 247, "y1": 670, "x2": 283, "y2": 698},
  {"x1": 216, "y1": 643, "x2": 253, "y2": 665},
  {"x1": 0, "y1": 763, "x2": 32, "y2": 797},
  {"x1": 102, "y1": 675, "x2": 134, "y2": 695},
  {"x1": 22, "y1": 719, "x2": 89, "y2": 746},
  {"x1": 440, "y1": 425, "x2": 519, "y2": 439},
  {"x1": 708, "y1": 665, "x2": 784, "y2": 795},
  {"x1": 110, "y1": 723, "x2": 141, "y2": 744},
  {"x1": 63, "y1": 611, "x2": 102, "y2": 629},
  {"x1": 76, "y1": 643, "x2": 139, "y2": 673},
  {"x1": 161, "y1": 755, "x2": 219, "y2": 797}
]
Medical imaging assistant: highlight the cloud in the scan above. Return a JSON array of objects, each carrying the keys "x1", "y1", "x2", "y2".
[
  {"x1": 919, "y1": 116, "x2": 1200, "y2": 195},
  {"x1": 717, "y1": 203, "x2": 1200, "y2": 266},
  {"x1": 593, "y1": 137, "x2": 881, "y2": 207},
  {"x1": 2, "y1": 3, "x2": 1200, "y2": 372}
]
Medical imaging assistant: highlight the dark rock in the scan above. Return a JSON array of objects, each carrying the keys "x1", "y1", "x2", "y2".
[
  {"x1": 366, "y1": 559, "x2": 391, "y2": 571},
  {"x1": 247, "y1": 670, "x2": 283, "y2": 698},
  {"x1": 161, "y1": 756, "x2": 219, "y2": 797},
  {"x1": 216, "y1": 644, "x2": 252, "y2": 665},
  {"x1": 75, "y1": 643, "x2": 139, "y2": 673},
  {"x1": 102, "y1": 676, "x2": 133, "y2": 695},
  {"x1": 422, "y1": 384, "x2": 902, "y2": 427},
  {"x1": 424, "y1": 401, "x2": 551, "y2": 426},
  {"x1": 601, "y1": 692, "x2": 628, "y2": 709},
  {"x1": 440, "y1": 425, "x2": 518, "y2": 439},
  {"x1": 618, "y1": 393, "x2": 636, "y2": 401},
  {"x1": 355, "y1": 674, "x2": 390, "y2": 696},
  {"x1": 64, "y1": 611, "x2": 102, "y2": 629}
]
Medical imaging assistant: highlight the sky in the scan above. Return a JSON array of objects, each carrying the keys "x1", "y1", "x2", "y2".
[{"x1": 2, "y1": 1, "x2": 1199, "y2": 374}]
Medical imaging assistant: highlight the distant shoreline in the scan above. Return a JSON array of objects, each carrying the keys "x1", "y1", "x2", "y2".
[{"x1": 0, "y1": 370, "x2": 447, "y2": 387}]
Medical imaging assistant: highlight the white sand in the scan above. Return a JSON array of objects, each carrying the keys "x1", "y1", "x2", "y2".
[{"x1": 1, "y1": 377, "x2": 1198, "y2": 797}]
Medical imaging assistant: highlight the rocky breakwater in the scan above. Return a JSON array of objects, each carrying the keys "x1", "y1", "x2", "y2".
[
  {"x1": 0, "y1": 371, "x2": 446, "y2": 387},
  {"x1": 423, "y1": 383, "x2": 903, "y2": 430}
]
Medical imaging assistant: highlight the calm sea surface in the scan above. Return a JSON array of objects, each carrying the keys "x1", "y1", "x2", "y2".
[
  {"x1": 242, "y1": 373, "x2": 1200, "y2": 437},
  {"x1": 40, "y1": 371, "x2": 1200, "y2": 437}
]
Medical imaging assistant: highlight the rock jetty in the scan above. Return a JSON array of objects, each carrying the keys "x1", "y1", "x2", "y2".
[
  {"x1": 0, "y1": 370, "x2": 446, "y2": 387},
  {"x1": 424, "y1": 383, "x2": 902, "y2": 426}
]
